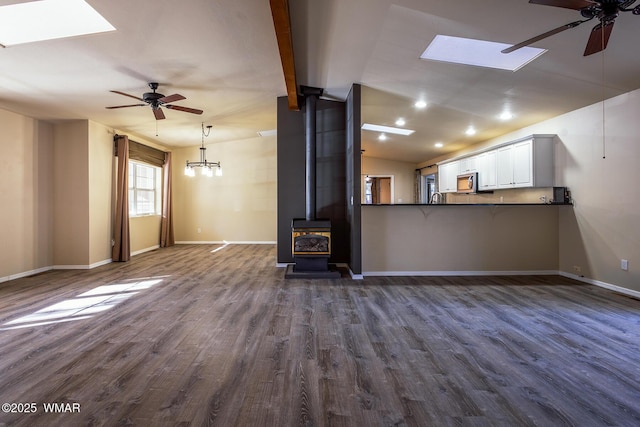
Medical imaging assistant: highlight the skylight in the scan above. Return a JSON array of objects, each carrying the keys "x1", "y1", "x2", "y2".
[
  {"x1": 420, "y1": 35, "x2": 546, "y2": 72},
  {"x1": 361, "y1": 123, "x2": 415, "y2": 136},
  {"x1": 0, "y1": 0, "x2": 115, "y2": 47}
]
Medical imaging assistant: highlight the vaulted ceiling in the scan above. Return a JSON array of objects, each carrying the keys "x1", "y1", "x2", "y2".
[{"x1": 2, "y1": 0, "x2": 640, "y2": 162}]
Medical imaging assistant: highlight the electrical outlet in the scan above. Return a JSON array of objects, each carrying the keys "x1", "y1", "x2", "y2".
[
  {"x1": 573, "y1": 265, "x2": 582, "y2": 274},
  {"x1": 197, "y1": 227, "x2": 202, "y2": 234},
  {"x1": 621, "y1": 259, "x2": 629, "y2": 271}
]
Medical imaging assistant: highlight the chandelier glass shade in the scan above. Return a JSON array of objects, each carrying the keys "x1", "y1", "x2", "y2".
[{"x1": 184, "y1": 123, "x2": 222, "y2": 177}]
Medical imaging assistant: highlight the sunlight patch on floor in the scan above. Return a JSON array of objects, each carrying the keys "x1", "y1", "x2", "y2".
[{"x1": 0, "y1": 276, "x2": 168, "y2": 330}]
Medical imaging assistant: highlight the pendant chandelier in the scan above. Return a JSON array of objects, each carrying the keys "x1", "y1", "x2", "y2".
[{"x1": 184, "y1": 123, "x2": 222, "y2": 177}]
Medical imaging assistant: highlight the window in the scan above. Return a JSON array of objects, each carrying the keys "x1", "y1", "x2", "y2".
[{"x1": 128, "y1": 161, "x2": 161, "y2": 216}]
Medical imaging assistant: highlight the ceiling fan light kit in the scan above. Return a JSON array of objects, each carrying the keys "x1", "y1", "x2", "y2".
[{"x1": 502, "y1": 0, "x2": 639, "y2": 56}]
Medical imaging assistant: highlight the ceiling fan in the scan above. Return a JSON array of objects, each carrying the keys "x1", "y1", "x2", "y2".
[
  {"x1": 106, "y1": 82, "x2": 203, "y2": 120},
  {"x1": 502, "y1": 0, "x2": 640, "y2": 56}
]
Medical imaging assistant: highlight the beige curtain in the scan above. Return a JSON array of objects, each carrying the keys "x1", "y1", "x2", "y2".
[
  {"x1": 112, "y1": 135, "x2": 131, "y2": 261},
  {"x1": 160, "y1": 152, "x2": 175, "y2": 247}
]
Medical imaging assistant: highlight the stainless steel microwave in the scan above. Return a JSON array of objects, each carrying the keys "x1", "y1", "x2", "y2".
[{"x1": 456, "y1": 172, "x2": 478, "y2": 194}]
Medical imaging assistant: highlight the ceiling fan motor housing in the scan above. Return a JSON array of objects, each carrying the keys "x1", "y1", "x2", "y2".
[{"x1": 142, "y1": 91, "x2": 165, "y2": 107}]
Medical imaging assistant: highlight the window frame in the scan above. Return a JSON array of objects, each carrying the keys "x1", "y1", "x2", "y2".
[{"x1": 128, "y1": 160, "x2": 162, "y2": 217}]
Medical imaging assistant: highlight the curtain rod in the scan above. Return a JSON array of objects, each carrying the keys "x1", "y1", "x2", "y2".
[{"x1": 415, "y1": 164, "x2": 437, "y2": 171}]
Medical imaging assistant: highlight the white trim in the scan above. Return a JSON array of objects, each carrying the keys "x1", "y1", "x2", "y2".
[
  {"x1": 0, "y1": 266, "x2": 53, "y2": 283},
  {"x1": 89, "y1": 258, "x2": 112, "y2": 268},
  {"x1": 334, "y1": 263, "x2": 364, "y2": 280},
  {"x1": 362, "y1": 270, "x2": 558, "y2": 277},
  {"x1": 276, "y1": 263, "x2": 289, "y2": 268},
  {"x1": 53, "y1": 258, "x2": 112, "y2": 270},
  {"x1": 347, "y1": 267, "x2": 364, "y2": 280},
  {"x1": 176, "y1": 241, "x2": 277, "y2": 245},
  {"x1": 559, "y1": 272, "x2": 640, "y2": 299},
  {"x1": 53, "y1": 264, "x2": 91, "y2": 270},
  {"x1": 131, "y1": 245, "x2": 159, "y2": 257}
]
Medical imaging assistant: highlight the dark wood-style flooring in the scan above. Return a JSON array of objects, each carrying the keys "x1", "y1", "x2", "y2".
[{"x1": 0, "y1": 244, "x2": 639, "y2": 426}]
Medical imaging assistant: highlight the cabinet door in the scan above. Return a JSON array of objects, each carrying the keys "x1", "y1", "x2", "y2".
[
  {"x1": 459, "y1": 156, "x2": 478, "y2": 173},
  {"x1": 438, "y1": 161, "x2": 459, "y2": 193},
  {"x1": 496, "y1": 145, "x2": 514, "y2": 188},
  {"x1": 513, "y1": 140, "x2": 533, "y2": 187},
  {"x1": 477, "y1": 150, "x2": 497, "y2": 190}
]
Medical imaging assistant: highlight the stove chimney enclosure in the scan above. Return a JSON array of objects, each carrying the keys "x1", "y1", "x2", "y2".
[
  {"x1": 301, "y1": 85, "x2": 323, "y2": 221},
  {"x1": 284, "y1": 85, "x2": 340, "y2": 278}
]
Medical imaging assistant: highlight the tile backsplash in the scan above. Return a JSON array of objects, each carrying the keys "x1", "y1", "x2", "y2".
[{"x1": 445, "y1": 187, "x2": 556, "y2": 204}]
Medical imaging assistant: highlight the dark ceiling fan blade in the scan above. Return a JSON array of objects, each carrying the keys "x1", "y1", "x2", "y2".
[
  {"x1": 584, "y1": 20, "x2": 614, "y2": 55},
  {"x1": 158, "y1": 93, "x2": 186, "y2": 104},
  {"x1": 153, "y1": 107, "x2": 166, "y2": 120},
  {"x1": 502, "y1": 20, "x2": 586, "y2": 53},
  {"x1": 110, "y1": 90, "x2": 144, "y2": 102},
  {"x1": 529, "y1": 0, "x2": 599, "y2": 10},
  {"x1": 105, "y1": 103, "x2": 146, "y2": 109},
  {"x1": 165, "y1": 105, "x2": 204, "y2": 115}
]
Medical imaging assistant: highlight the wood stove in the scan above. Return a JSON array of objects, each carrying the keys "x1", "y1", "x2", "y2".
[{"x1": 287, "y1": 219, "x2": 339, "y2": 277}]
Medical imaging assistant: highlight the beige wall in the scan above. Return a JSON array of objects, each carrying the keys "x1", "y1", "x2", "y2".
[
  {"x1": 88, "y1": 121, "x2": 115, "y2": 265},
  {"x1": 172, "y1": 134, "x2": 277, "y2": 242},
  {"x1": 362, "y1": 205, "x2": 560, "y2": 273},
  {"x1": 0, "y1": 110, "x2": 54, "y2": 280},
  {"x1": 53, "y1": 121, "x2": 90, "y2": 267},
  {"x1": 489, "y1": 91, "x2": 640, "y2": 292},
  {"x1": 130, "y1": 215, "x2": 162, "y2": 254},
  {"x1": 362, "y1": 156, "x2": 416, "y2": 203}
]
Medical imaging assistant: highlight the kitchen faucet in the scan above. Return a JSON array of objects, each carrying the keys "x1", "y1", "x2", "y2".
[{"x1": 430, "y1": 192, "x2": 444, "y2": 204}]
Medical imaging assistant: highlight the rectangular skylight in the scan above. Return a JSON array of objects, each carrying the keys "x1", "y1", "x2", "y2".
[
  {"x1": 361, "y1": 123, "x2": 415, "y2": 136},
  {"x1": 420, "y1": 35, "x2": 546, "y2": 72},
  {"x1": 0, "y1": 0, "x2": 115, "y2": 47}
]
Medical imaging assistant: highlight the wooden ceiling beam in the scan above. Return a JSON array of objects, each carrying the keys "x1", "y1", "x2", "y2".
[{"x1": 270, "y1": 0, "x2": 300, "y2": 111}]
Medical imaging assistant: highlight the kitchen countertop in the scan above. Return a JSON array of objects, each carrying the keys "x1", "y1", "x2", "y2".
[{"x1": 362, "y1": 203, "x2": 573, "y2": 206}]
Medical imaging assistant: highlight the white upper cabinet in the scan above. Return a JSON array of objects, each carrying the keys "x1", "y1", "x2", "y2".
[
  {"x1": 477, "y1": 150, "x2": 497, "y2": 190},
  {"x1": 496, "y1": 137, "x2": 554, "y2": 189},
  {"x1": 439, "y1": 135, "x2": 554, "y2": 193},
  {"x1": 438, "y1": 160, "x2": 459, "y2": 193},
  {"x1": 497, "y1": 140, "x2": 533, "y2": 188},
  {"x1": 459, "y1": 156, "x2": 478, "y2": 174}
]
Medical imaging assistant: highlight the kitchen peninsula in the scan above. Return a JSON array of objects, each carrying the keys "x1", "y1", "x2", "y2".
[
  {"x1": 362, "y1": 203, "x2": 571, "y2": 276},
  {"x1": 361, "y1": 134, "x2": 572, "y2": 276}
]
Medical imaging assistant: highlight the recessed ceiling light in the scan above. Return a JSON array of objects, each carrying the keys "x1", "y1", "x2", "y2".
[
  {"x1": 420, "y1": 35, "x2": 546, "y2": 72},
  {"x1": 0, "y1": 0, "x2": 115, "y2": 46},
  {"x1": 465, "y1": 126, "x2": 476, "y2": 136},
  {"x1": 434, "y1": 142, "x2": 444, "y2": 148},
  {"x1": 414, "y1": 100, "x2": 427, "y2": 109},
  {"x1": 378, "y1": 133, "x2": 387, "y2": 141},
  {"x1": 361, "y1": 123, "x2": 415, "y2": 136},
  {"x1": 499, "y1": 111, "x2": 514, "y2": 121},
  {"x1": 395, "y1": 118, "x2": 406, "y2": 126}
]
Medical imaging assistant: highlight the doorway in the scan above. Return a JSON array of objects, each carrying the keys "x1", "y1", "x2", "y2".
[{"x1": 363, "y1": 175, "x2": 394, "y2": 204}]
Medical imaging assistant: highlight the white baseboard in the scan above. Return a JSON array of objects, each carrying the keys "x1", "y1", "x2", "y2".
[
  {"x1": 176, "y1": 241, "x2": 277, "y2": 245},
  {"x1": 559, "y1": 271, "x2": 640, "y2": 299},
  {"x1": 0, "y1": 266, "x2": 53, "y2": 284},
  {"x1": 131, "y1": 245, "x2": 160, "y2": 257},
  {"x1": 362, "y1": 270, "x2": 558, "y2": 277},
  {"x1": 335, "y1": 263, "x2": 363, "y2": 280}
]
